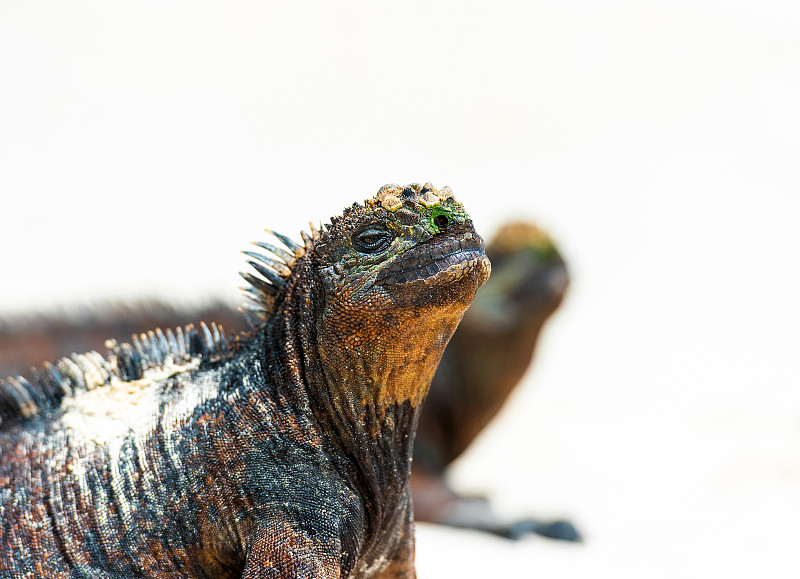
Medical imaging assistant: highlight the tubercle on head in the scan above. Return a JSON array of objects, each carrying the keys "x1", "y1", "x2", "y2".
[
  {"x1": 369, "y1": 183, "x2": 471, "y2": 238},
  {"x1": 372, "y1": 182, "x2": 455, "y2": 212}
]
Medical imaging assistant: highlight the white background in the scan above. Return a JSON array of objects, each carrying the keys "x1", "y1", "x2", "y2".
[{"x1": 1, "y1": 1, "x2": 798, "y2": 576}]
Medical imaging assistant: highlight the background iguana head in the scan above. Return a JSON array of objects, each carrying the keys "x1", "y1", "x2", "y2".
[
  {"x1": 414, "y1": 220, "x2": 570, "y2": 473},
  {"x1": 460, "y1": 221, "x2": 568, "y2": 332}
]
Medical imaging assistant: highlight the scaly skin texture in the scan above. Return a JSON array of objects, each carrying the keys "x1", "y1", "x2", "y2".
[{"x1": 0, "y1": 183, "x2": 490, "y2": 578}]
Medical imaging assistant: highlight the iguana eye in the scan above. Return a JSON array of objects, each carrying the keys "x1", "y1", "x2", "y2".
[{"x1": 353, "y1": 224, "x2": 393, "y2": 253}]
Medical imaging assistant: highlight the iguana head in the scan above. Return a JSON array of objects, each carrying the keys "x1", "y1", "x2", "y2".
[
  {"x1": 314, "y1": 183, "x2": 490, "y2": 309},
  {"x1": 241, "y1": 183, "x2": 490, "y2": 408}
]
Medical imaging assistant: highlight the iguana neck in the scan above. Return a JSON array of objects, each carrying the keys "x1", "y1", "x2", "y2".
[{"x1": 263, "y1": 263, "x2": 468, "y2": 535}]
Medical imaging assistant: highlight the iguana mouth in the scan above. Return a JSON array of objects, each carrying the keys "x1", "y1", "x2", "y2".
[{"x1": 375, "y1": 234, "x2": 486, "y2": 287}]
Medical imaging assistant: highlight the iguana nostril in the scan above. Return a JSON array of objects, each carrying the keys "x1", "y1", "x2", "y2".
[{"x1": 433, "y1": 214, "x2": 449, "y2": 230}]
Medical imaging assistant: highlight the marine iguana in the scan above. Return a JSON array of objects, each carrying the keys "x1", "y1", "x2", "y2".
[
  {"x1": 0, "y1": 223, "x2": 578, "y2": 542},
  {"x1": 410, "y1": 222, "x2": 579, "y2": 541},
  {"x1": 0, "y1": 183, "x2": 491, "y2": 577}
]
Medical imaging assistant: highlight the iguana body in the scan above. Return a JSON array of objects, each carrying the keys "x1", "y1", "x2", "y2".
[
  {"x1": 0, "y1": 222, "x2": 577, "y2": 542},
  {"x1": 0, "y1": 184, "x2": 490, "y2": 578}
]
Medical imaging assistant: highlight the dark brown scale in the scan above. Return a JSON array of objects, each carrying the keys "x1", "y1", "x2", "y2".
[{"x1": 393, "y1": 209, "x2": 419, "y2": 226}]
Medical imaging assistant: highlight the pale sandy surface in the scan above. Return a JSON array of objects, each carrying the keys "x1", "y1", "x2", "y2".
[{"x1": 1, "y1": 2, "x2": 799, "y2": 577}]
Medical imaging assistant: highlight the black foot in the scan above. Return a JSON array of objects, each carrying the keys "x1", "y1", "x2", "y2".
[
  {"x1": 504, "y1": 519, "x2": 582, "y2": 542},
  {"x1": 439, "y1": 497, "x2": 582, "y2": 542}
]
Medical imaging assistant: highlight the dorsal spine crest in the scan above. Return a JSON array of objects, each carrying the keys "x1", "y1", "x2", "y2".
[{"x1": 0, "y1": 322, "x2": 233, "y2": 426}]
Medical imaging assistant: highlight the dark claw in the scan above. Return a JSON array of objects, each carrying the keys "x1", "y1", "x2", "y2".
[
  {"x1": 531, "y1": 519, "x2": 582, "y2": 542},
  {"x1": 434, "y1": 494, "x2": 583, "y2": 542},
  {"x1": 495, "y1": 518, "x2": 582, "y2": 542}
]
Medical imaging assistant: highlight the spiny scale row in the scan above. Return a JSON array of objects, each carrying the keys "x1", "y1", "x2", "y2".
[
  {"x1": 238, "y1": 227, "x2": 322, "y2": 326},
  {"x1": 0, "y1": 322, "x2": 231, "y2": 425},
  {"x1": 115, "y1": 322, "x2": 230, "y2": 380},
  {"x1": 0, "y1": 228, "x2": 317, "y2": 423}
]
